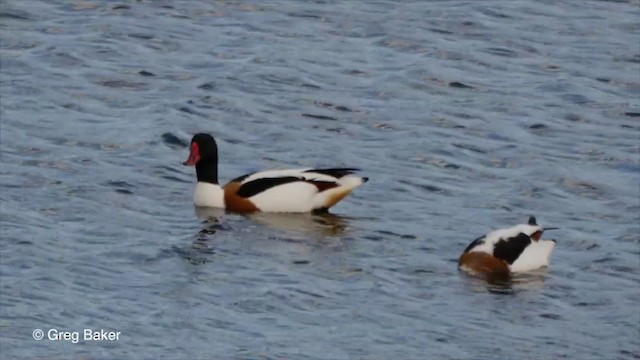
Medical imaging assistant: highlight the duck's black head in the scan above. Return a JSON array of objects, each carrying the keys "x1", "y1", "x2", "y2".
[{"x1": 184, "y1": 133, "x2": 219, "y2": 184}]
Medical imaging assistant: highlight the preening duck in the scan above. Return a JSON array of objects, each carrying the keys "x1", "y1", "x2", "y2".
[
  {"x1": 458, "y1": 216, "x2": 557, "y2": 278},
  {"x1": 184, "y1": 133, "x2": 368, "y2": 213}
]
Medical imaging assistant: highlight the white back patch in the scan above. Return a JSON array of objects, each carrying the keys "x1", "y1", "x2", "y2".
[
  {"x1": 509, "y1": 240, "x2": 556, "y2": 272},
  {"x1": 249, "y1": 181, "x2": 317, "y2": 213}
]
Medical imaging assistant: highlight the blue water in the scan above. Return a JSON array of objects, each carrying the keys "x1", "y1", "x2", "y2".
[{"x1": 1, "y1": 0, "x2": 639, "y2": 359}]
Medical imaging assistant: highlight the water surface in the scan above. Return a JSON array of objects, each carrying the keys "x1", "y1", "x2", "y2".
[{"x1": 1, "y1": 1, "x2": 639, "y2": 359}]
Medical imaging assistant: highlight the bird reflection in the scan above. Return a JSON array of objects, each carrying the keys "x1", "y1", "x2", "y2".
[
  {"x1": 194, "y1": 206, "x2": 226, "y2": 227},
  {"x1": 182, "y1": 207, "x2": 226, "y2": 261},
  {"x1": 194, "y1": 206, "x2": 351, "y2": 237},
  {"x1": 462, "y1": 269, "x2": 549, "y2": 295},
  {"x1": 249, "y1": 211, "x2": 350, "y2": 236}
]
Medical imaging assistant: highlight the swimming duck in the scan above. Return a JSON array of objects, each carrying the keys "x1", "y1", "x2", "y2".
[
  {"x1": 184, "y1": 133, "x2": 368, "y2": 213},
  {"x1": 458, "y1": 216, "x2": 557, "y2": 278}
]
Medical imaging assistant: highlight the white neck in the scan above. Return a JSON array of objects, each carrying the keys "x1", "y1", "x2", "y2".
[{"x1": 193, "y1": 182, "x2": 225, "y2": 208}]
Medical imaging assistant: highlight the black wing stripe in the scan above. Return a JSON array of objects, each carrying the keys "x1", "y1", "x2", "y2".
[
  {"x1": 309, "y1": 180, "x2": 339, "y2": 192},
  {"x1": 463, "y1": 235, "x2": 486, "y2": 254},
  {"x1": 304, "y1": 168, "x2": 360, "y2": 178},
  {"x1": 493, "y1": 233, "x2": 532, "y2": 264},
  {"x1": 236, "y1": 176, "x2": 302, "y2": 198}
]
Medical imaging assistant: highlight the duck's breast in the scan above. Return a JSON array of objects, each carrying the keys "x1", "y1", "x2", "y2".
[{"x1": 194, "y1": 182, "x2": 225, "y2": 208}]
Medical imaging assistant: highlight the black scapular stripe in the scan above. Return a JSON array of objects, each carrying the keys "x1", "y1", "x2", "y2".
[
  {"x1": 493, "y1": 233, "x2": 532, "y2": 264},
  {"x1": 462, "y1": 235, "x2": 486, "y2": 254},
  {"x1": 236, "y1": 176, "x2": 302, "y2": 198},
  {"x1": 304, "y1": 168, "x2": 359, "y2": 178}
]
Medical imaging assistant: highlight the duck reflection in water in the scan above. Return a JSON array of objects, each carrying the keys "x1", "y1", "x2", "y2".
[
  {"x1": 181, "y1": 207, "x2": 353, "y2": 264},
  {"x1": 463, "y1": 269, "x2": 551, "y2": 295},
  {"x1": 194, "y1": 206, "x2": 351, "y2": 238}
]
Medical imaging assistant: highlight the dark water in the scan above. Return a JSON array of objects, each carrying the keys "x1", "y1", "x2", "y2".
[{"x1": 1, "y1": 0, "x2": 639, "y2": 359}]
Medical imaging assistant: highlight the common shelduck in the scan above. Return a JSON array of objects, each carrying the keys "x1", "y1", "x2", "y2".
[
  {"x1": 184, "y1": 133, "x2": 368, "y2": 213},
  {"x1": 458, "y1": 216, "x2": 557, "y2": 278}
]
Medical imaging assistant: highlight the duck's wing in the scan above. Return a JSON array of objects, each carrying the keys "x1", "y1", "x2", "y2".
[
  {"x1": 231, "y1": 168, "x2": 365, "y2": 197},
  {"x1": 492, "y1": 233, "x2": 532, "y2": 265},
  {"x1": 224, "y1": 168, "x2": 367, "y2": 213},
  {"x1": 303, "y1": 168, "x2": 361, "y2": 178}
]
